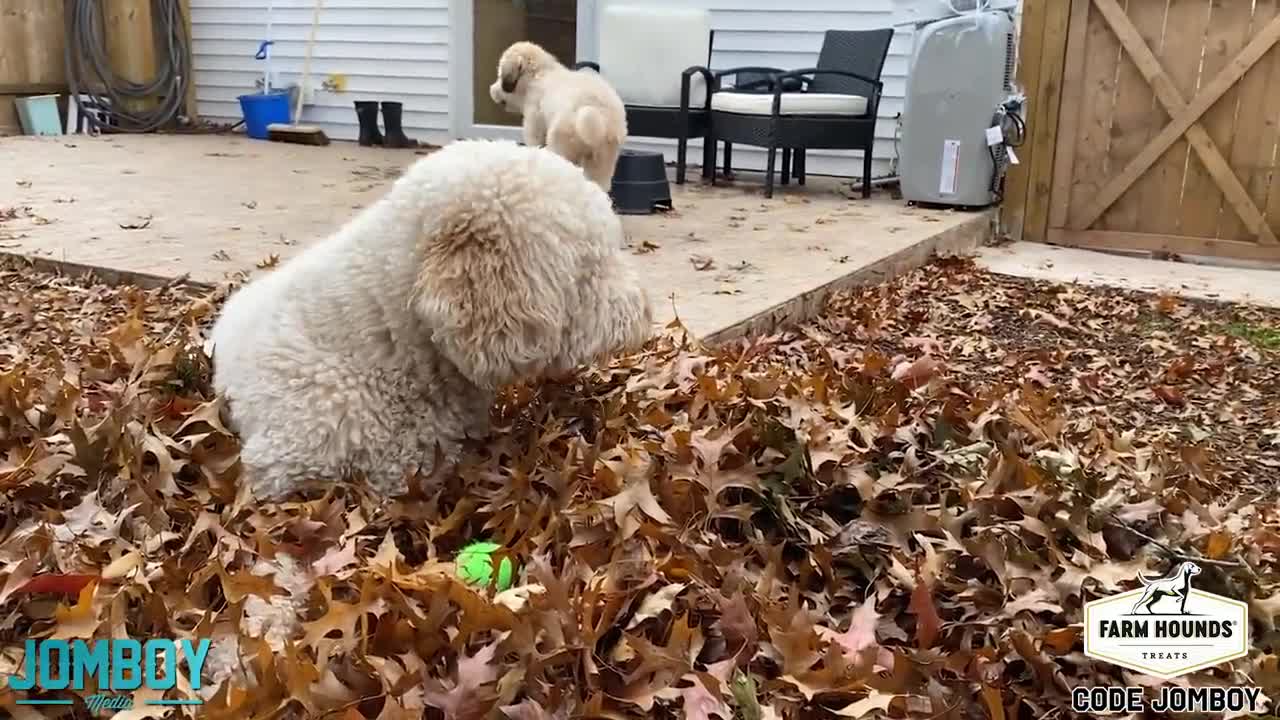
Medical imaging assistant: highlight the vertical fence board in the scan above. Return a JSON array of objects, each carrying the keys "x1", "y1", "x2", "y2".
[
  {"x1": 1136, "y1": 0, "x2": 1209, "y2": 238},
  {"x1": 180, "y1": 0, "x2": 198, "y2": 122},
  {"x1": 1064, "y1": 1, "x2": 1124, "y2": 228},
  {"x1": 104, "y1": 0, "x2": 160, "y2": 115},
  {"x1": 1020, "y1": 0, "x2": 1073, "y2": 244},
  {"x1": 0, "y1": 0, "x2": 67, "y2": 91},
  {"x1": 1262, "y1": 6, "x2": 1280, "y2": 235},
  {"x1": 1099, "y1": 0, "x2": 1166, "y2": 232},
  {"x1": 999, "y1": 0, "x2": 1047, "y2": 241},
  {"x1": 1179, "y1": 0, "x2": 1251, "y2": 239},
  {"x1": 1129, "y1": 0, "x2": 1178, "y2": 235},
  {"x1": 1048, "y1": 0, "x2": 1092, "y2": 231},
  {"x1": 1229, "y1": 0, "x2": 1280, "y2": 242}
]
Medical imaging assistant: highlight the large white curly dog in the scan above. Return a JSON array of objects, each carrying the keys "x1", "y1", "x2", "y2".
[{"x1": 208, "y1": 140, "x2": 653, "y2": 501}]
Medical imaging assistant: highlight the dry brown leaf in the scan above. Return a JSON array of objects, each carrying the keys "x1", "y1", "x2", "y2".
[
  {"x1": 691, "y1": 255, "x2": 715, "y2": 271},
  {"x1": 51, "y1": 579, "x2": 100, "y2": 640},
  {"x1": 682, "y1": 677, "x2": 731, "y2": 720},
  {"x1": 1205, "y1": 530, "x2": 1232, "y2": 560},
  {"x1": 1042, "y1": 627, "x2": 1079, "y2": 654},
  {"x1": 422, "y1": 641, "x2": 502, "y2": 719},
  {"x1": 980, "y1": 684, "x2": 1005, "y2": 720},
  {"x1": 820, "y1": 595, "x2": 879, "y2": 661},
  {"x1": 833, "y1": 690, "x2": 895, "y2": 717},
  {"x1": 626, "y1": 582, "x2": 686, "y2": 629},
  {"x1": 907, "y1": 574, "x2": 941, "y2": 649}
]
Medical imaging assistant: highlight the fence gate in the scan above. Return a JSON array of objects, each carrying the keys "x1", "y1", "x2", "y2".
[{"x1": 1045, "y1": 0, "x2": 1280, "y2": 262}]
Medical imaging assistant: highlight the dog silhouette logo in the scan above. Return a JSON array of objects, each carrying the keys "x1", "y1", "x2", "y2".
[
  {"x1": 1084, "y1": 560, "x2": 1248, "y2": 679},
  {"x1": 1128, "y1": 560, "x2": 1201, "y2": 615}
]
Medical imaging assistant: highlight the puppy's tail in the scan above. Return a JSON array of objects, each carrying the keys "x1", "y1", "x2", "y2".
[{"x1": 573, "y1": 106, "x2": 608, "y2": 148}]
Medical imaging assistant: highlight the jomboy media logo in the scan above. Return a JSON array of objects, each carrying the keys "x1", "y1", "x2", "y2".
[
  {"x1": 1073, "y1": 561, "x2": 1267, "y2": 715},
  {"x1": 7, "y1": 638, "x2": 210, "y2": 712}
]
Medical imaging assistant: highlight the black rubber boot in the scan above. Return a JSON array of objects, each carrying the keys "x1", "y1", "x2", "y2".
[
  {"x1": 355, "y1": 101, "x2": 383, "y2": 146},
  {"x1": 380, "y1": 101, "x2": 418, "y2": 148}
]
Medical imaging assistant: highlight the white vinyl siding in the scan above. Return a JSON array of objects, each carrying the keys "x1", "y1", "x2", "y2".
[
  {"x1": 188, "y1": 0, "x2": 1017, "y2": 180},
  {"x1": 189, "y1": 0, "x2": 453, "y2": 146}
]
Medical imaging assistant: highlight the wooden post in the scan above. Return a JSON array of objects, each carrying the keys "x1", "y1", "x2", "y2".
[
  {"x1": 179, "y1": 0, "x2": 198, "y2": 122},
  {"x1": 1022, "y1": 0, "x2": 1072, "y2": 244},
  {"x1": 999, "y1": 0, "x2": 1048, "y2": 242},
  {"x1": 1002, "y1": 0, "x2": 1071, "y2": 244},
  {"x1": 104, "y1": 0, "x2": 159, "y2": 114},
  {"x1": 1018, "y1": 0, "x2": 1072, "y2": 244}
]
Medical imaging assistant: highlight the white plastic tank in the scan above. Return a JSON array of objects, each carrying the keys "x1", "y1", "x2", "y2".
[{"x1": 898, "y1": 8, "x2": 1017, "y2": 207}]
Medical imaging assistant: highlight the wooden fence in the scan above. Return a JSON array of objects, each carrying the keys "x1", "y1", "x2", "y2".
[
  {"x1": 1005, "y1": 0, "x2": 1280, "y2": 263},
  {"x1": 0, "y1": 0, "x2": 196, "y2": 135},
  {"x1": 0, "y1": 1, "x2": 67, "y2": 133}
]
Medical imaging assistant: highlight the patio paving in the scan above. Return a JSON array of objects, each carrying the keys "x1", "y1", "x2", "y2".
[
  {"x1": 977, "y1": 241, "x2": 1280, "y2": 309},
  {"x1": 0, "y1": 134, "x2": 992, "y2": 342}
]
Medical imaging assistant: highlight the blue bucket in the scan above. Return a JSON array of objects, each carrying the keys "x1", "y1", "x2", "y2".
[{"x1": 237, "y1": 90, "x2": 291, "y2": 139}]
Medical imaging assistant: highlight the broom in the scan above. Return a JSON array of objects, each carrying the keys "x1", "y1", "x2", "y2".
[{"x1": 267, "y1": 0, "x2": 329, "y2": 145}]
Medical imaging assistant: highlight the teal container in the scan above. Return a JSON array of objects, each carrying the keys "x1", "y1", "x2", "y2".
[{"x1": 15, "y1": 95, "x2": 63, "y2": 135}]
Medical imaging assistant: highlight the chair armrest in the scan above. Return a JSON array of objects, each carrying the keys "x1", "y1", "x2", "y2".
[
  {"x1": 712, "y1": 65, "x2": 787, "y2": 80},
  {"x1": 711, "y1": 65, "x2": 787, "y2": 91},
  {"x1": 762, "y1": 71, "x2": 883, "y2": 120},
  {"x1": 573, "y1": 60, "x2": 601, "y2": 72},
  {"x1": 681, "y1": 65, "x2": 714, "y2": 113},
  {"x1": 774, "y1": 67, "x2": 884, "y2": 91}
]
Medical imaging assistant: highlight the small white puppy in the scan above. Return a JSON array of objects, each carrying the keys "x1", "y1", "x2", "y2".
[{"x1": 489, "y1": 41, "x2": 627, "y2": 191}]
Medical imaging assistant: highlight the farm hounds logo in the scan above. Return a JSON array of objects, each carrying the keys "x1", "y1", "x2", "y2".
[
  {"x1": 5, "y1": 638, "x2": 210, "y2": 713},
  {"x1": 1072, "y1": 561, "x2": 1268, "y2": 715}
]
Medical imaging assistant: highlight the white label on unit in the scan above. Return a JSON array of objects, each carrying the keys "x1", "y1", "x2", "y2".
[
  {"x1": 985, "y1": 125, "x2": 1004, "y2": 146},
  {"x1": 939, "y1": 139, "x2": 961, "y2": 196}
]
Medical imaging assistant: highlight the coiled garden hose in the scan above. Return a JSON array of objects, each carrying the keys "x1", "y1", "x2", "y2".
[{"x1": 63, "y1": 0, "x2": 192, "y2": 133}]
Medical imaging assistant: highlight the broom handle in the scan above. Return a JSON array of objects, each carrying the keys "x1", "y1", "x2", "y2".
[
  {"x1": 295, "y1": 0, "x2": 322, "y2": 125},
  {"x1": 265, "y1": 0, "x2": 273, "y2": 92}
]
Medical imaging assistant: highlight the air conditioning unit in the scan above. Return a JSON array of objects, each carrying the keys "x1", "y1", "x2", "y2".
[{"x1": 899, "y1": 7, "x2": 1022, "y2": 208}]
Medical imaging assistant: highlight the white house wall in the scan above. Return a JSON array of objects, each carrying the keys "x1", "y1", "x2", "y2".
[
  {"x1": 189, "y1": 0, "x2": 1017, "y2": 180},
  {"x1": 189, "y1": 0, "x2": 454, "y2": 146}
]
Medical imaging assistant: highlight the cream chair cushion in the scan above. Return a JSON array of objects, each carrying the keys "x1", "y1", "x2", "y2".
[{"x1": 710, "y1": 91, "x2": 869, "y2": 116}]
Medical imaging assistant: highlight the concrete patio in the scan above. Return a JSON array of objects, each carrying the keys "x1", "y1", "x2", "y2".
[
  {"x1": 0, "y1": 134, "x2": 993, "y2": 342},
  {"x1": 977, "y1": 241, "x2": 1280, "y2": 309}
]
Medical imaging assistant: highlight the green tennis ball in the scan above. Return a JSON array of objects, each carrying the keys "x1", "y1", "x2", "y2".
[{"x1": 455, "y1": 541, "x2": 516, "y2": 591}]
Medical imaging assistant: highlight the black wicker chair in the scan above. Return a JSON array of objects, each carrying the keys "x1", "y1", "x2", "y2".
[
  {"x1": 702, "y1": 68, "x2": 804, "y2": 181},
  {"x1": 574, "y1": 5, "x2": 717, "y2": 184},
  {"x1": 707, "y1": 28, "x2": 895, "y2": 199}
]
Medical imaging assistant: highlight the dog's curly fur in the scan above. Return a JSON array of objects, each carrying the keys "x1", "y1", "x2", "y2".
[
  {"x1": 208, "y1": 139, "x2": 653, "y2": 501},
  {"x1": 489, "y1": 41, "x2": 627, "y2": 191}
]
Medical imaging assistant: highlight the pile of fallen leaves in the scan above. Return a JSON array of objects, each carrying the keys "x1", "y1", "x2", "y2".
[{"x1": 2, "y1": 255, "x2": 1280, "y2": 720}]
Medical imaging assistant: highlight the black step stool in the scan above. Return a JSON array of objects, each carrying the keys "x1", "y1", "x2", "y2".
[{"x1": 610, "y1": 149, "x2": 672, "y2": 215}]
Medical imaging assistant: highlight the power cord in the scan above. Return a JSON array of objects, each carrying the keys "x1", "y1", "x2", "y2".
[
  {"x1": 945, "y1": 0, "x2": 992, "y2": 12},
  {"x1": 891, "y1": 112, "x2": 903, "y2": 177},
  {"x1": 64, "y1": 0, "x2": 192, "y2": 133},
  {"x1": 988, "y1": 97, "x2": 1026, "y2": 203}
]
